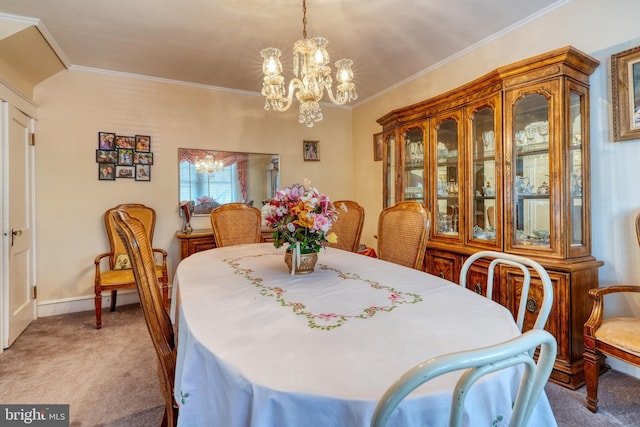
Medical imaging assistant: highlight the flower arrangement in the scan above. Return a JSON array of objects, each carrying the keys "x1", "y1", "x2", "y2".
[{"x1": 263, "y1": 181, "x2": 339, "y2": 254}]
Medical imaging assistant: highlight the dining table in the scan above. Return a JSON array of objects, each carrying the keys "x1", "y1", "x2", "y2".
[{"x1": 170, "y1": 243, "x2": 557, "y2": 427}]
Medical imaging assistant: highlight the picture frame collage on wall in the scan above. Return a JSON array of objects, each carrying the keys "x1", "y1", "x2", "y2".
[{"x1": 96, "y1": 132, "x2": 153, "y2": 181}]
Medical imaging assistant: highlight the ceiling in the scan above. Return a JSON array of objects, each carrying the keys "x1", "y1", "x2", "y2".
[{"x1": 0, "y1": 0, "x2": 562, "y2": 104}]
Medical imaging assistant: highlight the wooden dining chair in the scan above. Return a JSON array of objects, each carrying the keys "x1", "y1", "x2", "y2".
[
  {"x1": 210, "y1": 202, "x2": 262, "y2": 247},
  {"x1": 111, "y1": 209, "x2": 178, "y2": 427},
  {"x1": 377, "y1": 201, "x2": 431, "y2": 270},
  {"x1": 326, "y1": 200, "x2": 365, "y2": 252},
  {"x1": 459, "y1": 250, "x2": 553, "y2": 331},
  {"x1": 583, "y1": 285, "x2": 640, "y2": 413},
  {"x1": 371, "y1": 329, "x2": 557, "y2": 427},
  {"x1": 94, "y1": 203, "x2": 169, "y2": 329},
  {"x1": 583, "y1": 211, "x2": 640, "y2": 412}
]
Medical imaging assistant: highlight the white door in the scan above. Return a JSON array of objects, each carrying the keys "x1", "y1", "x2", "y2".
[{"x1": 2, "y1": 103, "x2": 36, "y2": 348}]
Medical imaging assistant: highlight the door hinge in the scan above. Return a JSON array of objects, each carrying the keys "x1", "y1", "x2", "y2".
[
  {"x1": 33, "y1": 286, "x2": 37, "y2": 299},
  {"x1": 30, "y1": 133, "x2": 36, "y2": 146}
]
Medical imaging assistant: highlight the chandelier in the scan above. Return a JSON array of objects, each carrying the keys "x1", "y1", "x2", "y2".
[
  {"x1": 260, "y1": 0, "x2": 357, "y2": 127},
  {"x1": 195, "y1": 155, "x2": 223, "y2": 174}
]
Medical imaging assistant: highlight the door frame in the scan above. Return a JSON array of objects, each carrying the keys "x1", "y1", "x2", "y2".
[{"x1": 0, "y1": 80, "x2": 38, "y2": 352}]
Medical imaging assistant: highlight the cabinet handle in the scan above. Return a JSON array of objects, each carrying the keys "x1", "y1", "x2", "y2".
[
  {"x1": 526, "y1": 297, "x2": 538, "y2": 313},
  {"x1": 438, "y1": 272, "x2": 445, "y2": 279},
  {"x1": 474, "y1": 283, "x2": 482, "y2": 294}
]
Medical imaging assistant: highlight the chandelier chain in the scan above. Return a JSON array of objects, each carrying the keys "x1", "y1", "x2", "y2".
[{"x1": 302, "y1": 0, "x2": 307, "y2": 39}]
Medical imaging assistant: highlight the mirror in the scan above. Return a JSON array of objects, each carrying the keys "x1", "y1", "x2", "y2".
[{"x1": 178, "y1": 148, "x2": 280, "y2": 216}]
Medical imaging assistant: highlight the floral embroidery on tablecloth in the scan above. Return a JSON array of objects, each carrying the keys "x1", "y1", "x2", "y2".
[
  {"x1": 179, "y1": 390, "x2": 190, "y2": 405},
  {"x1": 224, "y1": 253, "x2": 422, "y2": 330}
]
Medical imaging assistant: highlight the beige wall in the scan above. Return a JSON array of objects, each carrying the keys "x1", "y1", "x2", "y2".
[{"x1": 33, "y1": 69, "x2": 352, "y2": 308}]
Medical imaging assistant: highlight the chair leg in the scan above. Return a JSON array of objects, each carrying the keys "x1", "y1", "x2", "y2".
[
  {"x1": 110, "y1": 290, "x2": 118, "y2": 312},
  {"x1": 584, "y1": 347, "x2": 602, "y2": 412},
  {"x1": 95, "y1": 292, "x2": 102, "y2": 329},
  {"x1": 162, "y1": 283, "x2": 169, "y2": 309}
]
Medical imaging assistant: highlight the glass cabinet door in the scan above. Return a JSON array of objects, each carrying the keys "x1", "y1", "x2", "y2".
[
  {"x1": 401, "y1": 125, "x2": 425, "y2": 204},
  {"x1": 383, "y1": 132, "x2": 397, "y2": 208},
  {"x1": 468, "y1": 100, "x2": 499, "y2": 246},
  {"x1": 508, "y1": 88, "x2": 554, "y2": 251},
  {"x1": 433, "y1": 112, "x2": 462, "y2": 238},
  {"x1": 567, "y1": 81, "x2": 590, "y2": 257}
]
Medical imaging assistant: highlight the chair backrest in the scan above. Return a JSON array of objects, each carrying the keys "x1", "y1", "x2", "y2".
[
  {"x1": 110, "y1": 210, "x2": 176, "y2": 409},
  {"x1": 210, "y1": 202, "x2": 262, "y2": 247},
  {"x1": 327, "y1": 200, "x2": 365, "y2": 252},
  {"x1": 371, "y1": 329, "x2": 557, "y2": 427},
  {"x1": 377, "y1": 201, "x2": 431, "y2": 270},
  {"x1": 104, "y1": 203, "x2": 156, "y2": 269},
  {"x1": 459, "y1": 250, "x2": 553, "y2": 331}
]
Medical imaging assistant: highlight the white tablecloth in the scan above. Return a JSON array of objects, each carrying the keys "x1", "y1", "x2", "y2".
[{"x1": 171, "y1": 243, "x2": 556, "y2": 427}]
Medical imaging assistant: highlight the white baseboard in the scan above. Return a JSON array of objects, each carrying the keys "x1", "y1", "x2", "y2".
[
  {"x1": 608, "y1": 358, "x2": 640, "y2": 379},
  {"x1": 37, "y1": 290, "x2": 141, "y2": 317}
]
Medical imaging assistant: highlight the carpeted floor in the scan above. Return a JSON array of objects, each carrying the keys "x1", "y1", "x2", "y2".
[
  {"x1": 1, "y1": 304, "x2": 638, "y2": 426},
  {"x1": 0, "y1": 304, "x2": 164, "y2": 426}
]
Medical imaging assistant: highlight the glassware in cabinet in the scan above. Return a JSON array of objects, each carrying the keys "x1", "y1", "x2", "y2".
[
  {"x1": 508, "y1": 89, "x2": 553, "y2": 251},
  {"x1": 401, "y1": 126, "x2": 425, "y2": 203},
  {"x1": 468, "y1": 101, "x2": 500, "y2": 245},
  {"x1": 383, "y1": 132, "x2": 397, "y2": 208},
  {"x1": 432, "y1": 112, "x2": 462, "y2": 238}
]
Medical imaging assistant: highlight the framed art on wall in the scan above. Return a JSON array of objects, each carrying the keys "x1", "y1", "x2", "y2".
[
  {"x1": 373, "y1": 132, "x2": 383, "y2": 161},
  {"x1": 136, "y1": 164, "x2": 151, "y2": 181},
  {"x1": 303, "y1": 140, "x2": 319, "y2": 161},
  {"x1": 98, "y1": 164, "x2": 115, "y2": 180},
  {"x1": 611, "y1": 45, "x2": 640, "y2": 141}
]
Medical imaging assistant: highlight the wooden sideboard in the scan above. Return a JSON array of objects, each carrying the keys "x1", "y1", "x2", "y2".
[{"x1": 176, "y1": 227, "x2": 275, "y2": 259}]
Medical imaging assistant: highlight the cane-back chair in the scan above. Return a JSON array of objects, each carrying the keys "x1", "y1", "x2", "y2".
[
  {"x1": 377, "y1": 201, "x2": 431, "y2": 270},
  {"x1": 111, "y1": 209, "x2": 178, "y2": 427},
  {"x1": 327, "y1": 200, "x2": 365, "y2": 252},
  {"x1": 371, "y1": 329, "x2": 557, "y2": 427},
  {"x1": 94, "y1": 203, "x2": 168, "y2": 328},
  {"x1": 210, "y1": 202, "x2": 262, "y2": 247}
]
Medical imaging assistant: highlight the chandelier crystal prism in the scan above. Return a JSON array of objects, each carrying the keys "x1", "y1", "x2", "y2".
[{"x1": 260, "y1": 0, "x2": 357, "y2": 127}]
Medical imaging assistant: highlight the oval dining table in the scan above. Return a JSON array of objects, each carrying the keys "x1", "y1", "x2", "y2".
[{"x1": 170, "y1": 243, "x2": 557, "y2": 427}]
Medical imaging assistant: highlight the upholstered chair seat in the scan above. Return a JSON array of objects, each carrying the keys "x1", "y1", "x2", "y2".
[{"x1": 594, "y1": 317, "x2": 640, "y2": 357}]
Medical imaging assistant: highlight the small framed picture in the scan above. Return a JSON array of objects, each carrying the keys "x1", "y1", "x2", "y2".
[
  {"x1": 98, "y1": 163, "x2": 116, "y2": 180},
  {"x1": 611, "y1": 45, "x2": 640, "y2": 141},
  {"x1": 136, "y1": 164, "x2": 151, "y2": 181},
  {"x1": 303, "y1": 140, "x2": 319, "y2": 161},
  {"x1": 96, "y1": 149, "x2": 118, "y2": 163},
  {"x1": 116, "y1": 165, "x2": 135, "y2": 178},
  {"x1": 135, "y1": 135, "x2": 151, "y2": 152},
  {"x1": 98, "y1": 132, "x2": 116, "y2": 150},
  {"x1": 134, "y1": 151, "x2": 153, "y2": 165},
  {"x1": 373, "y1": 132, "x2": 383, "y2": 161},
  {"x1": 116, "y1": 135, "x2": 135, "y2": 149},
  {"x1": 117, "y1": 148, "x2": 134, "y2": 165}
]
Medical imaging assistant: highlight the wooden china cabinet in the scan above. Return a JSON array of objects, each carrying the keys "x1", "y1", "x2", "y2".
[{"x1": 377, "y1": 46, "x2": 603, "y2": 389}]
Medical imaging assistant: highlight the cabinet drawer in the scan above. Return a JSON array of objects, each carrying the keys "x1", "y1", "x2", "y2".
[
  {"x1": 460, "y1": 258, "x2": 500, "y2": 302},
  {"x1": 425, "y1": 250, "x2": 461, "y2": 282},
  {"x1": 501, "y1": 268, "x2": 569, "y2": 363}
]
